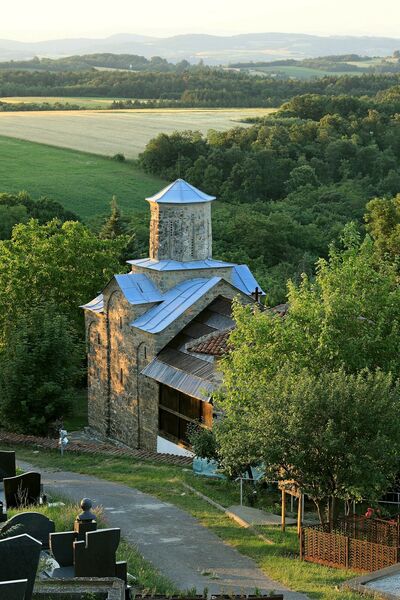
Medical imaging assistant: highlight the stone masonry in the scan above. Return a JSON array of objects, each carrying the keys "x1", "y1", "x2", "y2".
[{"x1": 83, "y1": 179, "x2": 262, "y2": 451}]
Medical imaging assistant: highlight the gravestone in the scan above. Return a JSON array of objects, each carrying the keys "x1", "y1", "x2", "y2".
[
  {"x1": 0, "y1": 534, "x2": 42, "y2": 600},
  {"x1": 50, "y1": 531, "x2": 76, "y2": 567},
  {"x1": 74, "y1": 528, "x2": 127, "y2": 582},
  {"x1": 1, "y1": 512, "x2": 55, "y2": 549},
  {"x1": 0, "y1": 501, "x2": 7, "y2": 524},
  {"x1": 0, "y1": 579, "x2": 27, "y2": 600},
  {"x1": 0, "y1": 450, "x2": 16, "y2": 481},
  {"x1": 3, "y1": 472, "x2": 41, "y2": 509}
]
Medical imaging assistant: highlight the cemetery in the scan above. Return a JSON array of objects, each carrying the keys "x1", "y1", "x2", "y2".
[{"x1": 0, "y1": 449, "x2": 291, "y2": 600}]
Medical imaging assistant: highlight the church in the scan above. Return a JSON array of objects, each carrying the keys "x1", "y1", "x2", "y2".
[{"x1": 82, "y1": 179, "x2": 264, "y2": 454}]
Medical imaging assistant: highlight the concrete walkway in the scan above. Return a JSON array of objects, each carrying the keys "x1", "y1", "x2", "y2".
[
  {"x1": 227, "y1": 506, "x2": 297, "y2": 527},
  {"x1": 18, "y1": 461, "x2": 308, "y2": 598}
]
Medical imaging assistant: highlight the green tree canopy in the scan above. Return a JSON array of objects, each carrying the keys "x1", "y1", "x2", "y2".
[
  {"x1": 0, "y1": 219, "x2": 126, "y2": 341},
  {"x1": 0, "y1": 304, "x2": 81, "y2": 434}
]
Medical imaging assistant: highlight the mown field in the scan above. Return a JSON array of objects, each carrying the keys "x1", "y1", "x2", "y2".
[
  {"x1": 0, "y1": 96, "x2": 123, "y2": 108},
  {"x1": 0, "y1": 107, "x2": 274, "y2": 159},
  {"x1": 0, "y1": 135, "x2": 165, "y2": 220}
]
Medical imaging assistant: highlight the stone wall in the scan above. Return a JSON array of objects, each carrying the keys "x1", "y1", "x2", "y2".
[
  {"x1": 149, "y1": 201, "x2": 212, "y2": 262},
  {"x1": 130, "y1": 264, "x2": 234, "y2": 293},
  {"x1": 85, "y1": 280, "x2": 160, "y2": 451}
]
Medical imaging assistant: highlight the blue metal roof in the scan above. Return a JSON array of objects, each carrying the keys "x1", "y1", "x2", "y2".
[
  {"x1": 232, "y1": 265, "x2": 265, "y2": 297},
  {"x1": 81, "y1": 294, "x2": 104, "y2": 313},
  {"x1": 115, "y1": 273, "x2": 163, "y2": 305},
  {"x1": 131, "y1": 277, "x2": 222, "y2": 334},
  {"x1": 127, "y1": 257, "x2": 234, "y2": 271},
  {"x1": 146, "y1": 179, "x2": 216, "y2": 204}
]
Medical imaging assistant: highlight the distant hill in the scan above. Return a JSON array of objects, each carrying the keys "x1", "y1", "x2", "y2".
[{"x1": 0, "y1": 32, "x2": 400, "y2": 65}]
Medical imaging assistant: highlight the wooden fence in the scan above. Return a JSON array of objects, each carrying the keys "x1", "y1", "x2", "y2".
[{"x1": 300, "y1": 515, "x2": 400, "y2": 572}]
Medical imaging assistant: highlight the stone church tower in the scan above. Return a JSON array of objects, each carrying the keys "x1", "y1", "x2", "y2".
[
  {"x1": 82, "y1": 179, "x2": 263, "y2": 453},
  {"x1": 148, "y1": 179, "x2": 214, "y2": 262}
]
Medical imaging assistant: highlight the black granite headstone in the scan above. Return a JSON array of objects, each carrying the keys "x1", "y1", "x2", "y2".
[
  {"x1": 0, "y1": 534, "x2": 42, "y2": 600},
  {"x1": 0, "y1": 579, "x2": 27, "y2": 600},
  {"x1": 0, "y1": 450, "x2": 16, "y2": 481},
  {"x1": 1, "y1": 512, "x2": 55, "y2": 549},
  {"x1": 3, "y1": 472, "x2": 41, "y2": 509},
  {"x1": 74, "y1": 528, "x2": 127, "y2": 580},
  {"x1": 50, "y1": 531, "x2": 76, "y2": 567}
]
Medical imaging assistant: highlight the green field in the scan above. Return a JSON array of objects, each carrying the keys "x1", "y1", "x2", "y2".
[
  {"x1": 0, "y1": 135, "x2": 165, "y2": 220},
  {"x1": 0, "y1": 107, "x2": 275, "y2": 159},
  {"x1": 0, "y1": 96, "x2": 121, "y2": 108},
  {"x1": 251, "y1": 66, "x2": 364, "y2": 79}
]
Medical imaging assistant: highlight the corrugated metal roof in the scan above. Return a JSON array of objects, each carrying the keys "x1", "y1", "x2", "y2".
[
  {"x1": 131, "y1": 277, "x2": 222, "y2": 334},
  {"x1": 80, "y1": 294, "x2": 104, "y2": 313},
  {"x1": 141, "y1": 358, "x2": 214, "y2": 401},
  {"x1": 127, "y1": 257, "x2": 234, "y2": 271},
  {"x1": 115, "y1": 273, "x2": 163, "y2": 305},
  {"x1": 146, "y1": 179, "x2": 216, "y2": 204},
  {"x1": 232, "y1": 264, "x2": 265, "y2": 297}
]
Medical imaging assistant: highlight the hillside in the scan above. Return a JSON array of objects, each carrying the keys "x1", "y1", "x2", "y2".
[{"x1": 1, "y1": 32, "x2": 400, "y2": 64}]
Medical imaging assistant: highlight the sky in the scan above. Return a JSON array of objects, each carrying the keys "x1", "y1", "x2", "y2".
[{"x1": 2, "y1": 0, "x2": 400, "y2": 41}]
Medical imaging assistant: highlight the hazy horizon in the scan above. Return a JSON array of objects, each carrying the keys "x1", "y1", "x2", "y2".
[{"x1": 2, "y1": 0, "x2": 400, "y2": 42}]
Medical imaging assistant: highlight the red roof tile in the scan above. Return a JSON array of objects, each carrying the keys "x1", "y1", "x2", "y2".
[{"x1": 187, "y1": 329, "x2": 232, "y2": 357}]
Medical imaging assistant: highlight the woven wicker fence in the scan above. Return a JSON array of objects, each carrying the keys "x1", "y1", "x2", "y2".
[{"x1": 300, "y1": 515, "x2": 400, "y2": 572}]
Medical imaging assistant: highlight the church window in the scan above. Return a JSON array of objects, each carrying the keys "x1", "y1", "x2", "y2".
[
  {"x1": 97, "y1": 333, "x2": 101, "y2": 345},
  {"x1": 119, "y1": 316, "x2": 123, "y2": 330},
  {"x1": 120, "y1": 368, "x2": 123, "y2": 384}
]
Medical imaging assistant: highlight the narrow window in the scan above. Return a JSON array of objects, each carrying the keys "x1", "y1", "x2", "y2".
[
  {"x1": 120, "y1": 368, "x2": 123, "y2": 384},
  {"x1": 144, "y1": 346, "x2": 147, "y2": 359},
  {"x1": 119, "y1": 316, "x2": 123, "y2": 330},
  {"x1": 97, "y1": 333, "x2": 101, "y2": 345}
]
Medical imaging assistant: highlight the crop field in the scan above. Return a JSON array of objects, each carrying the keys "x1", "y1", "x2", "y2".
[
  {"x1": 0, "y1": 107, "x2": 275, "y2": 159},
  {"x1": 0, "y1": 96, "x2": 121, "y2": 108},
  {"x1": 0, "y1": 135, "x2": 165, "y2": 220},
  {"x1": 1, "y1": 96, "x2": 118, "y2": 106}
]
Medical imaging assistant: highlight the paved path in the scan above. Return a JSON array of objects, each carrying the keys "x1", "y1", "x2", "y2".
[
  {"x1": 227, "y1": 506, "x2": 297, "y2": 527},
  {"x1": 18, "y1": 461, "x2": 308, "y2": 599}
]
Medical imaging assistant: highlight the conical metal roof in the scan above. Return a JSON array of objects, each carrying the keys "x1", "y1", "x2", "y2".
[{"x1": 146, "y1": 179, "x2": 216, "y2": 204}]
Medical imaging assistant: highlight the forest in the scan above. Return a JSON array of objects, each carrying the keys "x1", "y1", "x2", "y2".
[
  {"x1": 1, "y1": 67, "x2": 400, "y2": 107},
  {"x1": 139, "y1": 85, "x2": 400, "y2": 302}
]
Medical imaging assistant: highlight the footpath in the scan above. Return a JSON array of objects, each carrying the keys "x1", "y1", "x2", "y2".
[{"x1": 19, "y1": 461, "x2": 308, "y2": 599}]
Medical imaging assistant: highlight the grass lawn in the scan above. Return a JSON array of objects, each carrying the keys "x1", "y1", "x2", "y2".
[
  {"x1": 0, "y1": 135, "x2": 165, "y2": 220},
  {"x1": 4, "y1": 445, "x2": 362, "y2": 600},
  {"x1": 7, "y1": 499, "x2": 176, "y2": 594}
]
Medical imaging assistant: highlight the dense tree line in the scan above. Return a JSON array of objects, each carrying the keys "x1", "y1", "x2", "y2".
[
  {"x1": 139, "y1": 87, "x2": 400, "y2": 302},
  {"x1": 1, "y1": 68, "x2": 400, "y2": 107}
]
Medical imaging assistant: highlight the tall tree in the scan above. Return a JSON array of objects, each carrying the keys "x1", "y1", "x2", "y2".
[
  {"x1": 0, "y1": 219, "x2": 126, "y2": 340},
  {"x1": 0, "y1": 305, "x2": 81, "y2": 434}
]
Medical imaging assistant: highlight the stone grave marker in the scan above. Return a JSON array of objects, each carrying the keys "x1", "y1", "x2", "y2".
[
  {"x1": 1, "y1": 511, "x2": 55, "y2": 549},
  {"x1": 50, "y1": 531, "x2": 76, "y2": 567},
  {"x1": 74, "y1": 528, "x2": 127, "y2": 582},
  {"x1": 3, "y1": 471, "x2": 41, "y2": 509},
  {"x1": 0, "y1": 450, "x2": 16, "y2": 481},
  {"x1": 0, "y1": 533, "x2": 42, "y2": 600},
  {"x1": 0, "y1": 579, "x2": 27, "y2": 600}
]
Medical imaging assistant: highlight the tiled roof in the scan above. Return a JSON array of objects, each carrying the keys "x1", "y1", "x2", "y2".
[
  {"x1": 187, "y1": 328, "x2": 233, "y2": 357},
  {"x1": 146, "y1": 179, "x2": 215, "y2": 204}
]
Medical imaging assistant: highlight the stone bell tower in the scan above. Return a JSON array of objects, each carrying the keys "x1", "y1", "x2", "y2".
[{"x1": 147, "y1": 179, "x2": 215, "y2": 262}]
